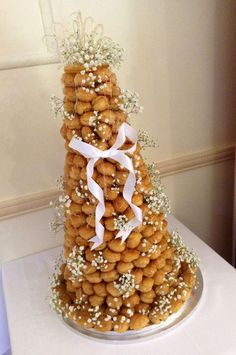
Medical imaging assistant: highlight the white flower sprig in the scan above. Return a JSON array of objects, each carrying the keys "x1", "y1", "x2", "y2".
[
  {"x1": 113, "y1": 214, "x2": 131, "y2": 232},
  {"x1": 144, "y1": 187, "x2": 171, "y2": 218},
  {"x1": 50, "y1": 95, "x2": 63, "y2": 119},
  {"x1": 147, "y1": 162, "x2": 163, "y2": 188},
  {"x1": 118, "y1": 89, "x2": 143, "y2": 116},
  {"x1": 49, "y1": 193, "x2": 71, "y2": 233},
  {"x1": 50, "y1": 95, "x2": 75, "y2": 120},
  {"x1": 144, "y1": 163, "x2": 171, "y2": 217},
  {"x1": 138, "y1": 130, "x2": 158, "y2": 149},
  {"x1": 54, "y1": 12, "x2": 123, "y2": 69},
  {"x1": 170, "y1": 230, "x2": 200, "y2": 272},
  {"x1": 67, "y1": 246, "x2": 86, "y2": 281},
  {"x1": 56, "y1": 176, "x2": 64, "y2": 192},
  {"x1": 114, "y1": 271, "x2": 136, "y2": 298}
]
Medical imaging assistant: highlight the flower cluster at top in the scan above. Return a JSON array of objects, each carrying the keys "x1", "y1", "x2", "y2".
[
  {"x1": 170, "y1": 230, "x2": 200, "y2": 272},
  {"x1": 55, "y1": 12, "x2": 123, "y2": 69}
]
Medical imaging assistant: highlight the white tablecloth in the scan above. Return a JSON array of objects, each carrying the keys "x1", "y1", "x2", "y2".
[
  {"x1": 2, "y1": 215, "x2": 236, "y2": 355},
  {"x1": 0, "y1": 269, "x2": 10, "y2": 355}
]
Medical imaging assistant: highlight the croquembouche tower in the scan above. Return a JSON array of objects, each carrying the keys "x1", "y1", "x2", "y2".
[{"x1": 50, "y1": 13, "x2": 199, "y2": 334}]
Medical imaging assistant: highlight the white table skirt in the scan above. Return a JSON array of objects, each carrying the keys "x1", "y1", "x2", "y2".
[
  {"x1": 2, "y1": 215, "x2": 236, "y2": 355},
  {"x1": 0, "y1": 269, "x2": 10, "y2": 355}
]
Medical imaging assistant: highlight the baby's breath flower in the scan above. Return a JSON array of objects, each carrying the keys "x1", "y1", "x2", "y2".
[
  {"x1": 118, "y1": 89, "x2": 143, "y2": 116},
  {"x1": 114, "y1": 271, "x2": 136, "y2": 298},
  {"x1": 54, "y1": 12, "x2": 123, "y2": 69},
  {"x1": 50, "y1": 95, "x2": 74, "y2": 120},
  {"x1": 49, "y1": 193, "x2": 71, "y2": 233},
  {"x1": 170, "y1": 230, "x2": 200, "y2": 272},
  {"x1": 56, "y1": 176, "x2": 64, "y2": 191},
  {"x1": 113, "y1": 214, "x2": 131, "y2": 232},
  {"x1": 138, "y1": 130, "x2": 158, "y2": 149},
  {"x1": 144, "y1": 187, "x2": 171, "y2": 218},
  {"x1": 67, "y1": 246, "x2": 86, "y2": 281}
]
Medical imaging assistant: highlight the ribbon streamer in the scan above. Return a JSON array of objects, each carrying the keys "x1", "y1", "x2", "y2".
[{"x1": 69, "y1": 122, "x2": 143, "y2": 249}]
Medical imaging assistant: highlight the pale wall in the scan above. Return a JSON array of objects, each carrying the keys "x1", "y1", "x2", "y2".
[{"x1": 0, "y1": 0, "x2": 235, "y2": 262}]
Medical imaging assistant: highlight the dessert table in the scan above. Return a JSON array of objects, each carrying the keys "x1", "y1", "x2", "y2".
[{"x1": 1, "y1": 214, "x2": 236, "y2": 355}]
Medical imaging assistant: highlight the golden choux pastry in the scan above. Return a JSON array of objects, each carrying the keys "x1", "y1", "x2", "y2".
[
  {"x1": 113, "y1": 195, "x2": 129, "y2": 213},
  {"x1": 74, "y1": 72, "x2": 93, "y2": 87},
  {"x1": 96, "y1": 122, "x2": 112, "y2": 140},
  {"x1": 106, "y1": 282, "x2": 122, "y2": 297},
  {"x1": 108, "y1": 239, "x2": 126, "y2": 253},
  {"x1": 126, "y1": 232, "x2": 142, "y2": 249},
  {"x1": 75, "y1": 101, "x2": 91, "y2": 115},
  {"x1": 69, "y1": 166, "x2": 81, "y2": 180},
  {"x1": 138, "y1": 277, "x2": 154, "y2": 292},
  {"x1": 81, "y1": 126, "x2": 95, "y2": 143},
  {"x1": 103, "y1": 248, "x2": 121, "y2": 263},
  {"x1": 62, "y1": 72, "x2": 76, "y2": 87},
  {"x1": 96, "y1": 161, "x2": 116, "y2": 176},
  {"x1": 104, "y1": 217, "x2": 116, "y2": 231},
  {"x1": 63, "y1": 99, "x2": 75, "y2": 113},
  {"x1": 85, "y1": 271, "x2": 102, "y2": 284},
  {"x1": 92, "y1": 96, "x2": 110, "y2": 111},
  {"x1": 142, "y1": 262, "x2": 157, "y2": 278},
  {"x1": 96, "y1": 82, "x2": 113, "y2": 96},
  {"x1": 73, "y1": 154, "x2": 87, "y2": 168},
  {"x1": 104, "y1": 201, "x2": 115, "y2": 217},
  {"x1": 109, "y1": 96, "x2": 120, "y2": 110},
  {"x1": 82, "y1": 203, "x2": 96, "y2": 215},
  {"x1": 129, "y1": 314, "x2": 149, "y2": 330},
  {"x1": 94, "y1": 66, "x2": 112, "y2": 81},
  {"x1": 116, "y1": 261, "x2": 134, "y2": 273},
  {"x1": 133, "y1": 255, "x2": 150, "y2": 268},
  {"x1": 106, "y1": 295, "x2": 122, "y2": 309},
  {"x1": 121, "y1": 249, "x2": 140, "y2": 262},
  {"x1": 153, "y1": 269, "x2": 166, "y2": 285},
  {"x1": 183, "y1": 271, "x2": 196, "y2": 288},
  {"x1": 64, "y1": 87, "x2": 76, "y2": 101},
  {"x1": 96, "y1": 174, "x2": 113, "y2": 189},
  {"x1": 112, "y1": 86, "x2": 121, "y2": 97},
  {"x1": 64, "y1": 117, "x2": 81, "y2": 130},
  {"x1": 89, "y1": 295, "x2": 105, "y2": 307},
  {"x1": 132, "y1": 193, "x2": 143, "y2": 206},
  {"x1": 112, "y1": 316, "x2": 129, "y2": 333},
  {"x1": 93, "y1": 282, "x2": 108, "y2": 297},
  {"x1": 100, "y1": 110, "x2": 116, "y2": 125},
  {"x1": 114, "y1": 171, "x2": 128, "y2": 185},
  {"x1": 70, "y1": 214, "x2": 86, "y2": 228},
  {"x1": 82, "y1": 280, "x2": 94, "y2": 295},
  {"x1": 78, "y1": 225, "x2": 95, "y2": 240},
  {"x1": 69, "y1": 202, "x2": 82, "y2": 215},
  {"x1": 76, "y1": 88, "x2": 97, "y2": 102},
  {"x1": 95, "y1": 317, "x2": 113, "y2": 332},
  {"x1": 123, "y1": 293, "x2": 140, "y2": 307},
  {"x1": 103, "y1": 230, "x2": 113, "y2": 242},
  {"x1": 104, "y1": 188, "x2": 119, "y2": 200}
]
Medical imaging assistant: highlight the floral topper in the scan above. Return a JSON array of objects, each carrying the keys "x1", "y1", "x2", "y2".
[{"x1": 52, "y1": 12, "x2": 124, "y2": 69}]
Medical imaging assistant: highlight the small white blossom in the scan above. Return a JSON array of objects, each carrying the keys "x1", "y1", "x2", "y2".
[{"x1": 118, "y1": 89, "x2": 143, "y2": 116}]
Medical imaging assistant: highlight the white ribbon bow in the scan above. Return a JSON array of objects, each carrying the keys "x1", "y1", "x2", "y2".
[{"x1": 69, "y1": 122, "x2": 143, "y2": 249}]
